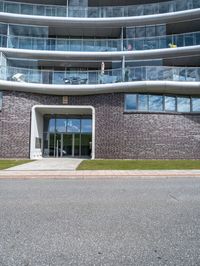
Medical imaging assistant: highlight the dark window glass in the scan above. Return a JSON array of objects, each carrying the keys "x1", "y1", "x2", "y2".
[
  {"x1": 125, "y1": 94, "x2": 137, "y2": 111},
  {"x1": 44, "y1": 117, "x2": 55, "y2": 133},
  {"x1": 165, "y1": 96, "x2": 176, "y2": 112},
  {"x1": 177, "y1": 97, "x2": 191, "y2": 112},
  {"x1": 192, "y1": 98, "x2": 200, "y2": 112},
  {"x1": 135, "y1": 26, "x2": 145, "y2": 38},
  {"x1": 138, "y1": 94, "x2": 148, "y2": 111},
  {"x1": 149, "y1": 95, "x2": 163, "y2": 111},
  {"x1": 146, "y1": 26, "x2": 155, "y2": 37},
  {"x1": 156, "y1": 25, "x2": 166, "y2": 36}
]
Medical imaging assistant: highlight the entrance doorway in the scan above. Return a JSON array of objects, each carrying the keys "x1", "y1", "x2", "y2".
[
  {"x1": 43, "y1": 116, "x2": 92, "y2": 158},
  {"x1": 47, "y1": 133, "x2": 92, "y2": 158}
]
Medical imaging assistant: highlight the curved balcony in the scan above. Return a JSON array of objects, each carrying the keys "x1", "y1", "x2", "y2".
[
  {"x1": 0, "y1": 65, "x2": 200, "y2": 95},
  {"x1": 1, "y1": 65, "x2": 200, "y2": 85},
  {"x1": 1, "y1": 31, "x2": 200, "y2": 53},
  {"x1": 0, "y1": 0, "x2": 200, "y2": 18}
]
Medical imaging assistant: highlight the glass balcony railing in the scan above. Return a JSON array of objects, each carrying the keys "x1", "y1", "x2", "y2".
[
  {"x1": 1, "y1": 31, "x2": 200, "y2": 52},
  {"x1": 0, "y1": 0, "x2": 199, "y2": 18},
  {"x1": 1, "y1": 66, "x2": 200, "y2": 85}
]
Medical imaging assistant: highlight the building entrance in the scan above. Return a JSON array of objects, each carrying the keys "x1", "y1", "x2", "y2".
[{"x1": 43, "y1": 115, "x2": 92, "y2": 158}]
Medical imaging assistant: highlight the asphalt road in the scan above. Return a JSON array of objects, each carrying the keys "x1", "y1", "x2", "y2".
[{"x1": 0, "y1": 177, "x2": 200, "y2": 266}]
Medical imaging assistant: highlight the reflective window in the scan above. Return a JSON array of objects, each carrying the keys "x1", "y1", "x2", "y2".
[
  {"x1": 177, "y1": 97, "x2": 191, "y2": 112},
  {"x1": 56, "y1": 118, "x2": 67, "y2": 133},
  {"x1": 125, "y1": 94, "x2": 137, "y2": 111},
  {"x1": 138, "y1": 94, "x2": 148, "y2": 111},
  {"x1": 165, "y1": 96, "x2": 176, "y2": 112},
  {"x1": 125, "y1": 94, "x2": 200, "y2": 113},
  {"x1": 81, "y1": 119, "x2": 92, "y2": 133},
  {"x1": 67, "y1": 119, "x2": 81, "y2": 133},
  {"x1": 149, "y1": 95, "x2": 163, "y2": 111},
  {"x1": 0, "y1": 91, "x2": 2, "y2": 111},
  {"x1": 192, "y1": 98, "x2": 200, "y2": 112}
]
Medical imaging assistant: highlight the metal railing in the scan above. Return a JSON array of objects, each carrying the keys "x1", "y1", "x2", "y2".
[{"x1": 0, "y1": 0, "x2": 199, "y2": 18}]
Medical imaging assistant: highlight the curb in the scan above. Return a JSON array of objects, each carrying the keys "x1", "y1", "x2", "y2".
[{"x1": 1, "y1": 170, "x2": 200, "y2": 179}]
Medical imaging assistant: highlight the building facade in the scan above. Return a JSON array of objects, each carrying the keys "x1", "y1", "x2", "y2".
[{"x1": 0, "y1": 0, "x2": 200, "y2": 159}]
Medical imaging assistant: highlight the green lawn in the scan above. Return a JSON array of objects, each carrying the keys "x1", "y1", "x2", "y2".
[
  {"x1": 77, "y1": 160, "x2": 200, "y2": 170},
  {"x1": 0, "y1": 160, "x2": 32, "y2": 170}
]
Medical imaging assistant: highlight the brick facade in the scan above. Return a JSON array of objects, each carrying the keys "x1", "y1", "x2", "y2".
[
  {"x1": 0, "y1": 90, "x2": 200, "y2": 159},
  {"x1": 0, "y1": 91, "x2": 62, "y2": 158}
]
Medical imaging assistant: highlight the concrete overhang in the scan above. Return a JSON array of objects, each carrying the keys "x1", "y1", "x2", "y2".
[
  {"x1": 1, "y1": 80, "x2": 200, "y2": 96},
  {"x1": 0, "y1": 8, "x2": 200, "y2": 27},
  {"x1": 1, "y1": 45, "x2": 200, "y2": 61}
]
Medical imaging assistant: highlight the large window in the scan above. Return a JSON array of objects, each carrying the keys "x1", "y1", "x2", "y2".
[
  {"x1": 125, "y1": 94, "x2": 200, "y2": 113},
  {"x1": 0, "y1": 91, "x2": 2, "y2": 111}
]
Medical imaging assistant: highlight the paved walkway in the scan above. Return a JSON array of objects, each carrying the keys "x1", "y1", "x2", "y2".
[
  {"x1": 1, "y1": 169, "x2": 200, "y2": 179},
  {"x1": 5, "y1": 158, "x2": 83, "y2": 171}
]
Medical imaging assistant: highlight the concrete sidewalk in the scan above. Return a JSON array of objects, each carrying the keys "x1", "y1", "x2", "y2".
[
  {"x1": 1, "y1": 170, "x2": 200, "y2": 179},
  {"x1": 5, "y1": 158, "x2": 83, "y2": 171}
]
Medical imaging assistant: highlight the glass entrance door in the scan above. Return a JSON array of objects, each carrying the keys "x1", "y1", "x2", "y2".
[
  {"x1": 43, "y1": 116, "x2": 92, "y2": 158},
  {"x1": 55, "y1": 134, "x2": 62, "y2": 157},
  {"x1": 62, "y1": 134, "x2": 73, "y2": 157}
]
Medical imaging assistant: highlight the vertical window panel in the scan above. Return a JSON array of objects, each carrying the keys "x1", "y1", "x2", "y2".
[
  {"x1": 125, "y1": 94, "x2": 137, "y2": 111},
  {"x1": 192, "y1": 98, "x2": 200, "y2": 112},
  {"x1": 149, "y1": 95, "x2": 163, "y2": 112},
  {"x1": 165, "y1": 96, "x2": 176, "y2": 112},
  {"x1": 138, "y1": 94, "x2": 148, "y2": 111},
  {"x1": 177, "y1": 97, "x2": 191, "y2": 112}
]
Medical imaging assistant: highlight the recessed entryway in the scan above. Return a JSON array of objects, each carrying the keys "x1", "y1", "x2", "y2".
[
  {"x1": 43, "y1": 116, "x2": 92, "y2": 158},
  {"x1": 30, "y1": 105, "x2": 95, "y2": 160}
]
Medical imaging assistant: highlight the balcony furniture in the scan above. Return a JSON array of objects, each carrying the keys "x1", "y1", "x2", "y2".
[
  {"x1": 11, "y1": 73, "x2": 25, "y2": 82},
  {"x1": 63, "y1": 78, "x2": 70, "y2": 84},
  {"x1": 168, "y1": 43, "x2": 177, "y2": 48}
]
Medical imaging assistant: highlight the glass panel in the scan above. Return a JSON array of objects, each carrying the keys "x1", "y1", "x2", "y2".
[
  {"x1": 49, "y1": 133, "x2": 55, "y2": 157},
  {"x1": 149, "y1": 95, "x2": 163, "y2": 112},
  {"x1": 81, "y1": 119, "x2": 92, "y2": 133},
  {"x1": 56, "y1": 118, "x2": 67, "y2": 133},
  {"x1": 55, "y1": 134, "x2": 62, "y2": 157},
  {"x1": 67, "y1": 119, "x2": 81, "y2": 133},
  {"x1": 146, "y1": 26, "x2": 156, "y2": 37},
  {"x1": 63, "y1": 134, "x2": 73, "y2": 156},
  {"x1": 74, "y1": 133, "x2": 80, "y2": 156},
  {"x1": 135, "y1": 26, "x2": 145, "y2": 38},
  {"x1": 81, "y1": 134, "x2": 92, "y2": 157},
  {"x1": 192, "y1": 98, "x2": 200, "y2": 112},
  {"x1": 125, "y1": 94, "x2": 137, "y2": 111},
  {"x1": 165, "y1": 96, "x2": 176, "y2": 112},
  {"x1": 156, "y1": 24, "x2": 166, "y2": 36},
  {"x1": 177, "y1": 97, "x2": 191, "y2": 112},
  {"x1": 138, "y1": 94, "x2": 148, "y2": 111},
  {"x1": 0, "y1": 91, "x2": 2, "y2": 110},
  {"x1": 21, "y1": 4, "x2": 33, "y2": 15}
]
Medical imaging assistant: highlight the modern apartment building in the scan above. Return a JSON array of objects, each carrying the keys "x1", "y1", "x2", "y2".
[{"x1": 0, "y1": 0, "x2": 200, "y2": 159}]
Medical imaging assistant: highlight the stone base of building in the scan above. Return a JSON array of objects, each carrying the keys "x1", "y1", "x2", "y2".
[{"x1": 0, "y1": 90, "x2": 200, "y2": 159}]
